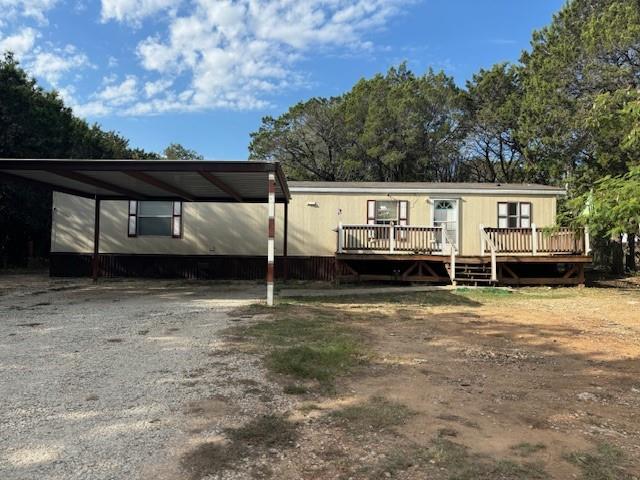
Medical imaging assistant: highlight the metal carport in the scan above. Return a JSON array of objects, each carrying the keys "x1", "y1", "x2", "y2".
[{"x1": 0, "y1": 159, "x2": 290, "y2": 306}]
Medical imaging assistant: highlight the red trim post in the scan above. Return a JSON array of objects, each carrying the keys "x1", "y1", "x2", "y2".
[
  {"x1": 283, "y1": 201, "x2": 289, "y2": 281},
  {"x1": 92, "y1": 197, "x2": 101, "y2": 282},
  {"x1": 267, "y1": 173, "x2": 276, "y2": 306}
]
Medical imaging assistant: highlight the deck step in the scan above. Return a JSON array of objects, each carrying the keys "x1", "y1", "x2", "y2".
[{"x1": 453, "y1": 261, "x2": 496, "y2": 284}]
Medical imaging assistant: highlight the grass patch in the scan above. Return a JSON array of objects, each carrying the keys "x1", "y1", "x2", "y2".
[
  {"x1": 225, "y1": 414, "x2": 298, "y2": 448},
  {"x1": 283, "y1": 383, "x2": 308, "y2": 395},
  {"x1": 564, "y1": 443, "x2": 631, "y2": 480},
  {"x1": 457, "y1": 287, "x2": 514, "y2": 298},
  {"x1": 361, "y1": 445, "x2": 431, "y2": 479},
  {"x1": 232, "y1": 307, "x2": 366, "y2": 388},
  {"x1": 298, "y1": 290, "x2": 481, "y2": 307},
  {"x1": 330, "y1": 396, "x2": 414, "y2": 433},
  {"x1": 268, "y1": 342, "x2": 360, "y2": 382},
  {"x1": 181, "y1": 414, "x2": 297, "y2": 479},
  {"x1": 428, "y1": 438, "x2": 548, "y2": 480},
  {"x1": 511, "y1": 442, "x2": 547, "y2": 457}
]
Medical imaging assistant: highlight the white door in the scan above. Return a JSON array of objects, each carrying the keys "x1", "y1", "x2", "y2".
[{"x1": 433, "y1": 199, "x2": 458, "y2": 251}]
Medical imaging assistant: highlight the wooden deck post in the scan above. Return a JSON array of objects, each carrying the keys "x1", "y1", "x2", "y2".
[
  {"x1": 531, "y1": 223, "x2": 538, "y2": 255},
  {"x1": 584, "y1": 227, "x2": 590, "y2": 254},
  {"x1": 92, "y1": 197, "x2": 101, "y2": 283},
  {"x1": 267, "y1": 173, "x2": 276, "y2": 306},
  {"x1": 337, "y1": 222, "x2": 344, "y2": 253},
  {"x1": 389, "y1": 224, "x2": 395, "y2": 253}
]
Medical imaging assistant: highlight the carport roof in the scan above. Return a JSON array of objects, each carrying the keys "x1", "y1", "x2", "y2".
[{"x1": 0, "y1": 159, "x2": 290, "y2": 203}]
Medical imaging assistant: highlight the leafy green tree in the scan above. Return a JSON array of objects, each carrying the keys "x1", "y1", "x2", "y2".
[
  {"x1": 569, "y1": 167, "x2": 640, "y2": 271},
  {"x1": 0, "y1": 53, "x2": 156, "y2": 266},
  {"x1": 249, "y1": 64, "x2": 467, "y2": 182},
  {"x1": 463, "y1": 63, "x2": 528, "y2": 183},
  {"x1": 519, "y1": 0, "x2": 640, "y2": 271},
  {"x1": 163, "y1": 143, "x2": 204, "y2": 160},
  {"x1": 249, "y1": 97, "x2": 352, "y2": 180}
]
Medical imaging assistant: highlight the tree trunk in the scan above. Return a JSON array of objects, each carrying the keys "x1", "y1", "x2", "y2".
[
  {"x1": 611, "y1": 234, "x2": 625, "y2": 274},
  {"x1": 626, "y1": 232, "x2": 637, "y2": 272}
]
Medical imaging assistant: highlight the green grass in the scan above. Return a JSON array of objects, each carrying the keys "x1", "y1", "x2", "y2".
[
  {"x1": 269, "y1": 342, "x2": 360, "y2": 382},
  {"x1": 298, "y1": 290, "x2": 482, "y2": 307},
  {"x1": 564, "y1": 443, "x2": 631, "y2": 480},
  {"x1": 511, "y1": 442, "x2": 547, "y2": 457},
  {"x1": 232, "y1": 308, "x2": 366, "y2": 387},
  {"x1": 330, "y1": 396, "x2": 414, "y2": 433}
]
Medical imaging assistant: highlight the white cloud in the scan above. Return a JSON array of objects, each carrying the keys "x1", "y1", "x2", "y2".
[
  {"x1": 96, "y1": 75, "x2": 138, "y2": 105},
  {"x1": 100, "y1": 0, "x2": 181, "y2": 23},
  {"x1": 0, "y1": 0, "x2": 58, "y2": 23},
  {"x1": 28, "y1": 45, "x2": 91, "y2": 85},
  {"x1": 124, "y1": 0, "x2": 409, "y2": 113},
  {"x1": 144, "y1": 78, "x2": 172, "y2": 97},
  {"x1": 0, "y1": 27, "x2": 38, "y2": 56}
]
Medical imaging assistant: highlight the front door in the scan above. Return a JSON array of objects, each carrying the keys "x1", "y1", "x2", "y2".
[{"x1": 433, "y1": 199, "x2": 458, "y2": 252}]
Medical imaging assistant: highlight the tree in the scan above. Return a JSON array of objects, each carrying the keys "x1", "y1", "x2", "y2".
[
  {"x1": 163, "y1": 143, "x2": 203, "y2": 160},
  {"x1": 249, "y1": 97, "x2": 352, "y2": 180},
  {"x1": 518, "y1": 0, "x2": 640, "y2": 271},
  {"x1": 569, "y1": 167, "x2": 640, "y2": 271},
  {"x1": 0, "y1": 53, "x2": 157, "y2": 266},
  {"x1": 463, "y1": 64, "x2": 528, "y2": 183},
  {"x1": 249, "y1": 64, "x2": 467, "y2": 182}
]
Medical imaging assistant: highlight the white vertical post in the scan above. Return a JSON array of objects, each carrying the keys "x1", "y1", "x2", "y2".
[
  {"x1": 450, "y1": 244, "x2": 456, "y2": 286},
  {"x1": 389, "y1": 224, "x2": 395, "y2": 253},
  {"x1": 584, "y1": 227, "x2": 590, "y2": 254},
  {"x1": 531, "y1": 223, "x2": 538, "y2": 255},
  {"x1": 338, "y1": 222, "x2": 344, "y2": 253},
  {"x1": 491, "y1": 250, "x2": 497, "y2": 282},
  {"x1": 479, "y1": 224, "x2": 485, "y2": 255},
  {"x1": 266, "y1": 173, "x2": 276, "y2": 307}
]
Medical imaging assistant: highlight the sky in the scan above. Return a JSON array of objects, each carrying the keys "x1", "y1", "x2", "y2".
[{"x1": 1, "y1": 0, "x2": 565, "y2": 159}]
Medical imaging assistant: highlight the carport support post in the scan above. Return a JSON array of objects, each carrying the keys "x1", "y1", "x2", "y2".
[
  {"x1": 92, "y1": 196, "x2": 101, "y2": 283},
  {"x1": 267, "y1": 173, "x2": 276, "y2": 306},
  {"x1": 283, "y1": 201, "x2": 289, "y2": 281}
]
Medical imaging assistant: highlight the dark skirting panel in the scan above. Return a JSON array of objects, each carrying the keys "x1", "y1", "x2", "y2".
[{"x1": 49, "y1": 253, "x2": 336, "y2": 281}]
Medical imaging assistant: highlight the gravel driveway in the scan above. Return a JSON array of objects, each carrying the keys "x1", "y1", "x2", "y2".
[{"x1": 0, "y1": 275, "x2": 272, "y2": 480}]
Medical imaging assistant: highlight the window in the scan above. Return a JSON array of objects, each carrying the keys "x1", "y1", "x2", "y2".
[
  {"x1": 374, "y1": 200, "x2": 398, "y2": 225},
  {"x1": 498, "y1": 202, "x2": 531, "y2": 228},
  {"x1": 366, "y1": 200, "x2": 409, "y2": 226},
  {"x1": 128, "y1": 201, "x2": 182, "y2": 237}
]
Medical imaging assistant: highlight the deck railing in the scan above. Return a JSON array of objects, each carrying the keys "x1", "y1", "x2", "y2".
[
  {"x1": 337, "y1": 224, "x2": 443, "y2": 254},
  {"x1": 481, "y1": 225, "x2": 587, "y2": 255}
]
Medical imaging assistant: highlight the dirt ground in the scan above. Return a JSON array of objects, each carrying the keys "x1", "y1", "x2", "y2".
[
  {"x1": 222, "y1": 286, "x2": 640, "y2": 480},
  {"x1": 1, "y1": 274, "x2": 639, "y2": 479}
]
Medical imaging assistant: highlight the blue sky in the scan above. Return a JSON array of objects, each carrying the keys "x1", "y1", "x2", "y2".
[{"x1": 1, "y1": 0, "x2": 565, "y2": 159}]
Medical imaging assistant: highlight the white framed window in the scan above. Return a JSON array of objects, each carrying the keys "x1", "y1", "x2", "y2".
[
  {"x1": 374, "y1": 200, "x2": 398, "y2": 225},
  {"x1": 128, "y1": 201, "x2": 182, "y2": 237},
  {"x1": 498, "y1": 202, "x2": 531, "y2": 228}
]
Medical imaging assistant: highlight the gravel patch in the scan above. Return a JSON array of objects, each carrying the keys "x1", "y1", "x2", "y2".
[{"x1": 0, "y1": 275, "x2": 283, "y2": 480}]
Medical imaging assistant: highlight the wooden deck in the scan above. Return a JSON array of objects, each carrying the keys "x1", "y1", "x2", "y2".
[{"x1": 335, "y1": 224, "x2": 591, "y2": 286}]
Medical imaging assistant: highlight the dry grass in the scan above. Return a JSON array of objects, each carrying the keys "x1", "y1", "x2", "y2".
[
  {"x1": 330, "y1": 396, "x2": 414, "y2": 433},
  {"x1": 181, "y1": 414, "x2": 298, "y2": 479},
  {"x1": 563, "y1": 443, "x2": 632, "y2": 480}
]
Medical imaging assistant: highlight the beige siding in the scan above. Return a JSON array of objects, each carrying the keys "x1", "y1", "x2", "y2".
[
  {"x1": 457, "y1": 194, "x2": 557, "y2": 255},
  {"x1": 52, "y1": 190, "x2": 558, "y2": 257},
  {"x1": 52, "y1": 192, "x2": 285, "y2": 255}
]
